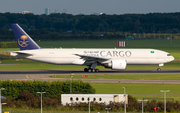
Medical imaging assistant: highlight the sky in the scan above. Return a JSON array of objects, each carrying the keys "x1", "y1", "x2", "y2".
[{"x1": 1, "y1": 0, "x2": 180, "y2": 15}]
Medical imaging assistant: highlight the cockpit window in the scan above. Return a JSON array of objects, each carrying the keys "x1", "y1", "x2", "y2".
[{"x1": 167, "y1": 54, "x2": 171, "y2": 56}]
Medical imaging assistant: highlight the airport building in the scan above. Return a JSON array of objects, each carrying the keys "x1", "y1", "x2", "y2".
[
  {"x1": 45, "y1": 8, "x2": 50, "y2": 15},
  {"x1": 61, "y1": 94, "x2": 128, "y2": 105},
  {"x1": 22, "y1": 11, "x2": 32, "y2": 14}
]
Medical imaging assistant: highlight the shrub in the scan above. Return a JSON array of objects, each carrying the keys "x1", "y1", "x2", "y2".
[
  {"x1": 27, "y1": 97, "x2": 40, "y2": 108},
  {"x1": 17, "y1": 91, "x2": 35, "y2": 101},
  {"x1": 51, "y1": 93, "x2": 61, "y2": 103},
  {"x1": 0, "y1": 80, "x2": 95, "y2": 98},
  {"x1": 43, "y1": 97, "x2": 59, "y2": 107}
]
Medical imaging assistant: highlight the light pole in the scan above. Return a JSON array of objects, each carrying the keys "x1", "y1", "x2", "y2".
[
  {"x1": 1, "y1": 103, "x2": 6, "y2": 113},
  {"x1": 37, "y1": 92, "x2": 46, "y2": 113},
  {"x1": 138, "y1": 99, "x2": 148, "y2": 113},
  {"x1": 88, "y1": 97, "x2": 91, "y2": 113},
  {"x1": 0, "y1": 88, "x2": 5, "y2": 113},
  {"x1": 70, "y1": 76, "x2": 73, "y2": 93},
  {"x1": 105, "y1": 108, "x2": 111, "y2": 113},
  {"x1": 160, "y1": 90, "x2": 170, "y2": 113},
  {"x1": 123, "y1": 87, "x2": 126, "y2": 113}
]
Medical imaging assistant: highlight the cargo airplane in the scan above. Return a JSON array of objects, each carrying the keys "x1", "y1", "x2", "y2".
[{"x1": 10, "y1": 24, "x2": 174, "y2": 72}]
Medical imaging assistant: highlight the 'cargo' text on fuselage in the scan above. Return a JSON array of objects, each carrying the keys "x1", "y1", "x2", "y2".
[{"x1": 83, "y1": 51, "x2": 132, "y2": 57}]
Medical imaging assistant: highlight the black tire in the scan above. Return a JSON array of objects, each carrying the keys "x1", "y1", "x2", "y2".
[
  {"x1": 91, "y1": 69, "x2": 95, "y2": 72},
  {"x1": 84, "y1": 68, "x2": 88, "y2": 72},
  {"x1": 157, "y1": 68, "x2": 161, "y2": 71},
  {"x1": 95, "y1": 69, "x2": 99, "y2": 72},
  {"x1": 88, "y1": 69, "x2": 91, "y2": 72}
]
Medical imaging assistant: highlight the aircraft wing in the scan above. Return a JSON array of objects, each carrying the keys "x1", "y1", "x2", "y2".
[{"x1": 74, "y1": 54, "x2": 109, "y2": 62}]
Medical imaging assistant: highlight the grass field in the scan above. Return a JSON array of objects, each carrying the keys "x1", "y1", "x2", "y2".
[
  {"x1": 51, "y1": 74, "x2": 180, "y2": 101},
  {"x1": 0, "y1": 59, "x2": 179, "y2": 70},
  {"x1": 90, "y1": 83, "x2": 180, "y2": 101},
  {"x1": 51, "y1": 73, "x2": 180, "y2": 80}
]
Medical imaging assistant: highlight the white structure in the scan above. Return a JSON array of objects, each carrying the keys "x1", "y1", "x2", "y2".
[
  {"x1": 22, "y1": 11, "x2": 32, "y2": 14},
  {"x1": 45, "y1": 8, "x2": 50, "y2": 15},
  {"x1": 61, "y1": 94, "x2": 128, "y2": 105}
]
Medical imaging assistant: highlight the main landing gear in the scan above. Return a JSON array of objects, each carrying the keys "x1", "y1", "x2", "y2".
[
  {"x1": 84, "y1": 62, "x2": 99, "y2": 72},
  {"x1": 84, "y1": 68, "x2": 99, "y2": 72}
]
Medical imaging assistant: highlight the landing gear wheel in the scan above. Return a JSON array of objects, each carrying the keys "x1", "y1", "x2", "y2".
[
  {"x1": 88, "y1": 68, "x2": 92, "y2": 72},
  {"x1": 84, "y1": 68, "x2": 88, "y2": 72},
  {"x1": 91, "y1": 69, "x2": 95, "y2": 72},
  {"x1": 95, "y1": 69, "x2": 99, "y2": 72},
  {"x1": 84, "y1": 68, "x2": 99, "y2": 72},
  {"x1": 157, "y1": 68, "x2": 161, "y2": 71}
]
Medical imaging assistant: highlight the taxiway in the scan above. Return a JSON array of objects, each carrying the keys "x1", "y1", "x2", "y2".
[{"x1": 0, "y1": 70, "x2": 179, "y2": 84}]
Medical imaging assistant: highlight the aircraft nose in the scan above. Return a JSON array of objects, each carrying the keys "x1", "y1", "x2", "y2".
[
  {"x1": 166, "y1": 55, "x2": 175, "y2": 62},
  {"x1": 169, "y1": 56, "x2": 175, "y2": 61},
  {"x1": 171, "y1": 56, "x2": 175, "y2": 61}
]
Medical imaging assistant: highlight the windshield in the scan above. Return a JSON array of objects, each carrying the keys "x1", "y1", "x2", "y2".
[{"x1": 167, "y1": 54, "x2": 171, "y2": 56}]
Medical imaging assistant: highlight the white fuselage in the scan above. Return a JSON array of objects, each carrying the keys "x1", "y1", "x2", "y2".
[{"x1": 11, "y1": 48, "x2": 174, "y2": 66}]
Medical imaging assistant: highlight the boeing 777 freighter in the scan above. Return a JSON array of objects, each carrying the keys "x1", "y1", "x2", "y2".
[{"x1": 10, "y1": 24, "x2": 174, "y2": 72}]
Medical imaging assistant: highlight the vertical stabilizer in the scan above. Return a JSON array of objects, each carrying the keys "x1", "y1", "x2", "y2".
[{"x1": 11, "y1": 24, "x2": 40, "y2": 50}]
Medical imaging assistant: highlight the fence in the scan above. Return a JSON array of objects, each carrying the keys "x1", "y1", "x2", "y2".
[{"x1": 2, "y1": 111, "x2": 154, "y2": 113}]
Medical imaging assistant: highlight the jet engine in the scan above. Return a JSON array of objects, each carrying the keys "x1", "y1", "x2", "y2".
[{"x1": 105, "y1": 59, "x2": 127, "y2": 70}]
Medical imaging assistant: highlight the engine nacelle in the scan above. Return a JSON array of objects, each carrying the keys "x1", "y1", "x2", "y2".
[{"x1": 107, "y1": 59, "x2": 127, "y2": 70}]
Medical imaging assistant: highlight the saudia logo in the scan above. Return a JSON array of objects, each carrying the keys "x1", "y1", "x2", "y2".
[{"x1": 18, "y1": 35, "x2": 29, "y2": 47}]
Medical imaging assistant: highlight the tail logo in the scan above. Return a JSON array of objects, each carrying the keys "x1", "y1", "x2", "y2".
[{"x1": 18, "y1": 35, "x2": 29, "y2": 47}]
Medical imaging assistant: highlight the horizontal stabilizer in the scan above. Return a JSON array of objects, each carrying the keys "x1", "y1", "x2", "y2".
[{"x1": 9, "y1": 51, "x2": 33, "y2": 56}]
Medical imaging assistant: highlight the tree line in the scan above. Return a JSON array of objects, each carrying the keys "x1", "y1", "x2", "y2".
[
  {"x1": 0, "y1": 80, "x2": 179, "y2": 112},
  {"x1": 0, "y1": 80, "x2": 95, "y2": 98},
  {"x1": 2, "y1": 92, "x2": 180, "y2": 112},
  {"x1": 0, "y1": 12, "x2": 180, "y2": 41}
]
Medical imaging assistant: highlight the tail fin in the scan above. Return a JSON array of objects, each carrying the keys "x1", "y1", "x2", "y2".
[{"x1": 11, "y1": 24, "x2": 40, "y2": 50}]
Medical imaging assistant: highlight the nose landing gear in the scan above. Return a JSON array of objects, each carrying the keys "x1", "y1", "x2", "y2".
[
  {"x1": 157, "y1": 68, "x2": 161, "y2": 71},
  {"x1": 157, "y1": 63, "x2": 164, "y2": 71}
]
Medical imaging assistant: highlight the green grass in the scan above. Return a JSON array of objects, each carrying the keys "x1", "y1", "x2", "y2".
[
  {"x1": 51, "y1": 73, "x2": 180, "y2": 80},
  {"x1": 36, "y1": 39, "x2": 180, "y2": 49},
  {"x1": 0, "y1": 59, "x2": 179, "y2": 70},
  {"x1": 0, "y1": 48, "x2": 19, "y2": 52},
  {"x1": 90, "y1": 83, "x2": 180, "y2": 101}
]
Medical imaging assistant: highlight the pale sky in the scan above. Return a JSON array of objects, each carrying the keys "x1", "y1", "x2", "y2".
[{"x1": 1, "y1": 0, "x2": 180, "y2": 15}]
